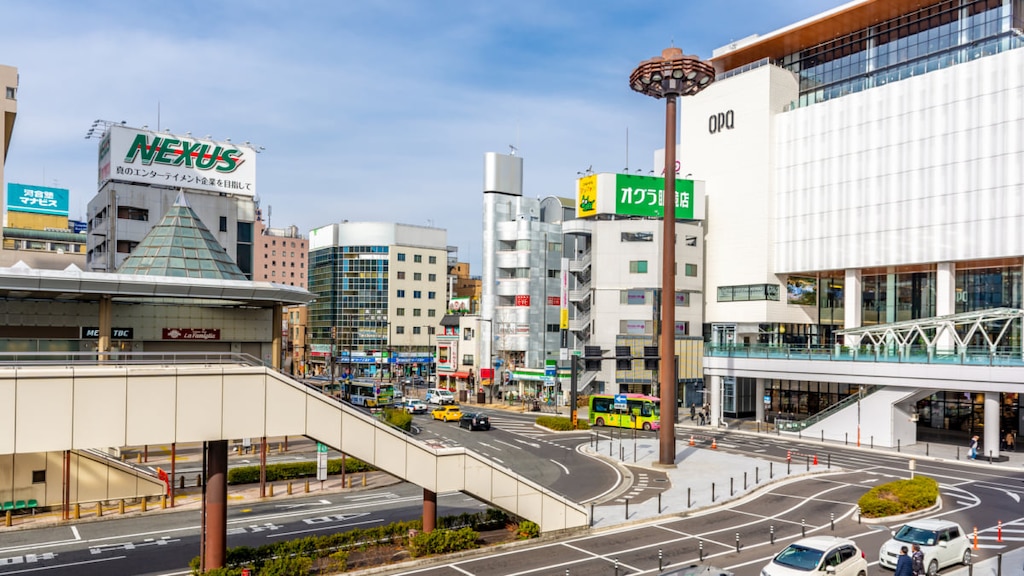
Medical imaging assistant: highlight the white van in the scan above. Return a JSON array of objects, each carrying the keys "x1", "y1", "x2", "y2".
[{"x1": 426, "y1": 388, "x2": 455, "y2": 405}]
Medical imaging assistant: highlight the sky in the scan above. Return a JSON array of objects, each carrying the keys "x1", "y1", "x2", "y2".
[{"x1": 1, "y1": 0, "x2": 850, "y2": 272}]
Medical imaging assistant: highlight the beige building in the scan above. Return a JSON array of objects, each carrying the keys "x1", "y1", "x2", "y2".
[
  {"x1": 0, "y1": 64, "x2": 15, "y2": 185},
  {"x1": 253, "y1": 208, "x2": 308, "y2": 288}
]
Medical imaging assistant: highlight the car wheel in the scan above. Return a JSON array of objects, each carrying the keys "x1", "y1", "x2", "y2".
[
  {"x1": 928, "y1": 559, "x2": 938, "y2": 576},
  {"x1": 595, "y1": 417, "x2": 605, "y2": 427},
  {"x1": 962, "y1": 549, "x2": 971, "y2": 566},
  {"x1": 643, "y1": 422, "x2": 652, "y2": 431},
  {"x1": 857, "y1": 571, "x2": 865, "y2": 576}
]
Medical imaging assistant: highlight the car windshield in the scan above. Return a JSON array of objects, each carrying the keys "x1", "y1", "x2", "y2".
[
  {"x1": 773, "y1": 545, "x2": 825, "y2": 571},
  {"x1": 894, "y1": 526, "x2": 938, "y2": 546}
]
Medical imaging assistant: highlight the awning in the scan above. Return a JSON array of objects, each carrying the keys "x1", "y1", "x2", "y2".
[{"x1": 441, "y1": 371, "x2": 471, "y2": 379}]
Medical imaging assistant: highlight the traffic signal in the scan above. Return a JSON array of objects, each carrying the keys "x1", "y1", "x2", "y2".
[
  {"x1": 643, "y1": 346, "x2": 659, "y2": 371},
  {"x1": 615, "y1": 345, "x2": 632, "y2": 371},
  {"x1": 583, "y1": 346, "x2": 604, "y2": 371}
]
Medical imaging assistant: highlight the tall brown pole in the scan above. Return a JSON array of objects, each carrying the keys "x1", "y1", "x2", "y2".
[
  {"x1": 203, "y1": 440, "x2": 228, "y2": 570},
  {"x1": 423, "y1": 488, "x2": 437, "y2": 532},
  {"x1": 170, "y1": 442, "x2": 176, "y2": 508},
  {"x1": 659, "y1": 94, "x2": 678, "y2": 466}
]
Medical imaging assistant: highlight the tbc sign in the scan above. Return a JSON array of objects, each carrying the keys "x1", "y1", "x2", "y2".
[
  {"x1": 81, "y1": 327, "x2": 134, "y2": 339},
  {"x1": 708, "y1": 110, "x2": 735, "y2": 134}
]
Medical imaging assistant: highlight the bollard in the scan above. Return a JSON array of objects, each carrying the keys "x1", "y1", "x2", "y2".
[
  {"x1": 305, "y1": 479, "x2": 310, "y2": 493},
  {"x1": 712, "y1": 482, "x2": 716, "y2": 502},
  {"x1": 74, "y1": 503, "x2": 80, "y2": 519},
  {"x1": 268, "y1": 483, "x2": 274, "y2": 497},
  {"x1": 998, "y1": 520, "x2": 1002, "y2": 542},
  {"x1": 857, "y1": 506, "x2": 861, "y2": 524},
  {"x1": 4, "y1": 510, "x2": 10, "y2": 527},
  {"x1": 687, "y1": 487, "x2": 691, "y2": 508},
  {"x1": 97, "y1": 501, "x2": 103, "y2": 518},
  {"x1": 787, "y1": 460, "x2": 791, "y2": 475},
  {"x1": 770, "y1": 462, "x2": 774, "y2": 479},
  {"x1": 806, "y1": 455, "x2": 810, "y2": 472},
  {"x1": 625, "y1": 498, "x2": 629, "y2": 520},
  {"x1": 615, "y1": 558, "x2": 620, "y2": 576},
  {"x1": 196, "y1": 474, "x2": 202, "y2": 488},
  {"x1": 590, "y1": 503, "x2": 594, "y2": 527},
  {"x1": 609, "y1": 439, "x2": 612, "y2": 457},
  {"x1": 828, "y1": 454, "x2": 831, "y2": 470},
  {"x1": 973, "y1": 526, "x2": 978, "y2": 550},
  {"x1": 989, "y1": 450, "x2": 993, "y2": 464},
  {"x1": 119, "y1": 500, "x2": 125, "y2": 515},
  {"x1": 801, "y1": 518, "x2": 806, "y2": 537},
  {"x1": 141, "y1": 498, "x2": 147, "y2": 513},
  {"x1": 926, "y1": 443, "x2": 930, "y2": 456},
  {"x1": 658, "y1": 493, "x2": 662, "y2": 513},
  {"x1": 830, "y1": 512, "x2": 835, "y2": 531},
  {"x1": 699, "y1": 541, "x2": 704, "y2": 561},
  {"x1": 179, "y1": 475, "x2": 185, "y2": 490},
  {"x1": 735, "y1": 532, "x2": 740, "y2": 553},
  {"x1": 137, "y1": 453, "x2": 142, "y2": 464},
  {"x1": 821, "y1": 430, "x2": 824, "y2": 442},
  {"x1": 957, "y1": 445, "x2": 960, "y2": 460},
  {"x1": 756, "y1": 467, "x2": 760, "y2": 484},
  {"x1": 287, "y1": 482, "x2": 293, "y2": 495},
  {"x1": 744, "y1": 471, "x2": 748, "y2": 490},
  {"x1": 871, "y1": 435, "x2": 874, "y2": 449},
  {"x1": 898, "y1": 438, "x2": 901, "y2": 452},
  {"x1": 770, "y1": 525, "x2": 775, "y2": 544},
  {"x1": 845, "y1": 432, "x2": 848, "y2": 445},
  {"x1": 996, "y1": 552, "x2": 1001, "y2": 576},
  {"x1": 659, "y1": 548, "x2": 664, "y2": 571},
  {"x1": 731, "y1": 477, "x2": 734, "y2": 496},
  {"x1": 347, "y1": 477, "x2": 352, "y2": 489},
  {"x1": 161, "y1": 495, "x2": 167, "y2": 510}
]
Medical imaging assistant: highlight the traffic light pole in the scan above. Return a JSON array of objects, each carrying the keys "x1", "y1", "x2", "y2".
[{"x1": 570, "y1": 358, "x2": 579, "y2": 429}]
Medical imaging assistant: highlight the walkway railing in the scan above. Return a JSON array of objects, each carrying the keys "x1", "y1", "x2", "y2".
[
  {"x1": 705, "y1": 344, "x2": 1024, "y2": 367},
  {"x1": 775, "y1": 385, "x2": 879, "y2": 432},
  {"x1": 0, "y1": 351, "x2": 264, "y2": 367}
]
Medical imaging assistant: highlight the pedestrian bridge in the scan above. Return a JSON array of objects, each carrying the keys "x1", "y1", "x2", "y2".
[{"x1": 0, "y1": 360, "x2": 588, "y2": 532}]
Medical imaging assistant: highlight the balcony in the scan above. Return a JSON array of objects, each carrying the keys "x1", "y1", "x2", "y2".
[
  {"x1": 569, "y1": 310, "x2": 591, "y2": 332},
  {"x1": 569, "y1": 251, "x2": 591, "y2": 273}
]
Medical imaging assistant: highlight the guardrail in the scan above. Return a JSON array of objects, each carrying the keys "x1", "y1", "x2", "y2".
[
  {"x1": 705, "y1": 345, "x2": 1024, "y2": 367},
  {"x1": 0, "y1": 351, "x2": 264, "y2": 367}
]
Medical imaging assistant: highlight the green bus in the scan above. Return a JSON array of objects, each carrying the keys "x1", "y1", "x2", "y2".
[{"x1": 589, "y1": 393, "x2": 661, "y2": 431}]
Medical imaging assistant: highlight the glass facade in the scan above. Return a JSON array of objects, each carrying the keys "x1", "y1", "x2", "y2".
[
  {"x1": 766, "y1": 379, "x2": 858, "y2": 420},
  {"x1": 955, "y1": 262, "x2": 1023, "y2": 349},
  {"x1": 860, "y1": 270, "x2": 936, "y2": 326},
  {"x1": 779, "y1": 0, "x2": 1024, "y2": 108}
]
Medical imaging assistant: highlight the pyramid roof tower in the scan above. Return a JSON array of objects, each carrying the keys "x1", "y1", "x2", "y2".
[{"x1": 117, "y1": 192, "x2": 247, "y2": 280}]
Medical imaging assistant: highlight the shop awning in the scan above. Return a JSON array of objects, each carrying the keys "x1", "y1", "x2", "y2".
[{"x1": 441, "y1": 371, "x2": 471, "y2": 379}]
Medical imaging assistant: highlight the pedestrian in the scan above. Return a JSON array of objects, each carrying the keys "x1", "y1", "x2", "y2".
[
  {"x1": 894, "y1": 546, "x2": 913, "y2": 576},
  {"x1": 1006, "y1": 431, "x2": 1015, "y2": 452},
  {"x1": 690, "y1": 403, "x2": 696, "y2": 422},
  {"x1": 969, "y1": 435, "x2": 979, "y2": 459},
  {"x1": 700, "y1": 408, "x2": 708, "y2": 426},
  {"x1": 911, "y1": 544, "x2": 924, "y2": 576}
]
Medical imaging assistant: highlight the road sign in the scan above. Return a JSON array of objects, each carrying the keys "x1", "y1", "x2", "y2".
[
  {"x1": 614, "y1": 393, "x2": 627, "y2": 411},
  {"x1": 317, "y1": 442, "x2": 328, "y2": 453},
  {"x1": 316, "y1": 443, "x2": 328, "y2": 481}
]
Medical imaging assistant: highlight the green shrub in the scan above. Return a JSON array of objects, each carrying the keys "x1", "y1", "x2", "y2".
[
  {"x1": 858, "y1": 476, "x2": 938, "y2": 518},
  {"x1": 327, "y1": 550, "x2": 349, "y2": 572},
  {"x1": 383, "y1": 408, "x2": 412, "y2": 431},
  {"x1": 227, "y1": 457, "x2": 374, "y2": 485},
  {"x1": 535, "y1": 415, "x2": 589, "y2": 431},
  {"x1": 258, "y1": 556, "x2": 312, "y2": 576},
  {"x1": 408, "y1": 527, "x2": 479, "y2": 557},
  {"x1": 516, "y1": 520, "x2": 540, "y2": 539}
]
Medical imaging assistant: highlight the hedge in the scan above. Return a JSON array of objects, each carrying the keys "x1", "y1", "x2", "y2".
[
  {"x1": 535, "y1": 415, "x2": 590, "y2": 431},
  {"x1": 858, "y1": 475, "x2": 938, "y2": 518},
  {"x1": 382, "y1": 407, "x2": 412, "y2": 431},
  {"x1": 226, "y1": 457, "x2": 374, "y2": 485}
]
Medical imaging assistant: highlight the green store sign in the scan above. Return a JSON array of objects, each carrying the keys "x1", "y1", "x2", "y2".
[{"x1": 615, "y1": 174, "x2": 696, "y2": 219}]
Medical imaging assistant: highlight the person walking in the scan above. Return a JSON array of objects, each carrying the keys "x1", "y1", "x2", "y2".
[
  {"x1": 969, "y1": 435, "x2": 979, "y2": 459},
  {"x1": 894, "y1": 546, "x2": 913, "y2": 576},
  {"x1": 690, "y1": 403, "x2": 696, "y2": 422},
  {"x1": 1006, "y1": 431, "x2": 1015, "y2": 452},
  {"x1": 911, "y1": 544, "x2": 925, "y2": 576}
]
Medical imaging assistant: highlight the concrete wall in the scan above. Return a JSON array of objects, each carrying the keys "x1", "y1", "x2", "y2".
[{"x1": 0, "y1": 450, "x2": 165, "y2": 507}]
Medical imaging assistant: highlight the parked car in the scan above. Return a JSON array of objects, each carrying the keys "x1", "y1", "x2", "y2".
[
  {"x1": 459, "y1": 413, "x2": 491, "y2": 431},
  {"x1": 426, "y1": 388, "x2": 455, "y2": 405},
  {"x1": 879, "y1": 519, "x2": 971, "y2": 575},
  {"x1": 403, "y1": 399, "x2": 427, "y2": 415},
  {"x1": 762, "y1": 536, "x2": 867, "y2": 576},
  {"x1": 401, "y1": 376, "x2": 426, "y2": 387},
  {"x1": 432, "y1": 405, "x2": 462, "y2": 422}
]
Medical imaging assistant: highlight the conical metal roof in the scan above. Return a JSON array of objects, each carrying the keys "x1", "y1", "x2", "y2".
[{"x1": 117, "y1": 192, "x2": 247, "y2": 280}]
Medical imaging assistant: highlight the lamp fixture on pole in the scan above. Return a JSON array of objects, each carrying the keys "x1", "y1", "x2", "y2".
[{"x1": 630, "y1": 47, "x2": 715, "y2": 467}]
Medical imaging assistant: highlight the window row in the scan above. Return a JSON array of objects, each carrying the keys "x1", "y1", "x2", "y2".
[
  {"x1": 395, "y1": 290, "x2": 437, "y2": 299},
  {"x1": 394, "y1": 308, "x2": 438, "y2": 317},
  {"x1": 396, "y1": 252, "x2": 438, "y2": 264}
]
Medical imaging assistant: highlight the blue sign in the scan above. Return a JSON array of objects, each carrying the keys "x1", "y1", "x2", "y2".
[
  {"x1": 7, "y1": 183, "x2": 69, "y2": 216},
  {"x1": 70, "y1": 220, "x2": 88, "y2": 234},
  {"x1": 545, "y1": 366, "x2": 557, "y2": 378},
  {"x1": 613, "y1": 394, "x2": 628, "y2": 411}
]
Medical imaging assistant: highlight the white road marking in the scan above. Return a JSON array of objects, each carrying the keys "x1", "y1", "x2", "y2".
[
  {"x1": 0, "y1": 555, "x2": 125, "y2": 574},
  {"x1": 495, "y1": 439, "x2": 522, "y2": 450},
  {"x1": 70, "y1": 527, "x2": 80, "y2": 541},
  {"x1": 550, "y1": 459, "x2": 570, "y2": 475}
]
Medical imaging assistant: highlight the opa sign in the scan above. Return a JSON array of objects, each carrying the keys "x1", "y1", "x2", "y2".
[{"x1": 708, "y1": 110, "x2": 735, "y2": 134}]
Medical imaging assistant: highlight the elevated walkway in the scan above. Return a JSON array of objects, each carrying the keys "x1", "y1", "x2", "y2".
[{"x1": 0, "y1": 362, "x2": 587, "y2": 532}]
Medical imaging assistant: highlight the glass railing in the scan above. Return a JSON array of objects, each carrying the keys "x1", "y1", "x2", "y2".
[
  {"x1": 705, "y1": 344, "x2": 1024, "y2": 367},
  {"x1": 775, "y1": 385, "x2": 879, "y2": 432}
]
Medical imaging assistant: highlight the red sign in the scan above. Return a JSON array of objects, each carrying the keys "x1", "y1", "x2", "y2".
[
  {"x1": 162, "y1": 328, "x2": 221, "y2": 340},
  {"x1": 547, "y1": 296, "x2": 560, "y2": 306},
  {"x1": 157, "y1": 468, "x2": 170, "y2": 496},
  {"x1": 515, "y1": 295, "x2": 530, "y2": 306},
  {"x1": 480, "y1": 368, "x2": 494, "y2": 379}
]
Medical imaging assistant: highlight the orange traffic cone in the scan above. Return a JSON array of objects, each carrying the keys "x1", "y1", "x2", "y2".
[
  {"x1": 711, "y1": 438, "x2": 718, "y2": 450},
  {"x1": 973, "y1": 526, "x2": 978, "y2": 550},
  {"x1": 689, "y1": 435, "x2": 695, "y2": 446},
  {"x1": 813, "y1": 454, "x2": 818, "y2": 466}
]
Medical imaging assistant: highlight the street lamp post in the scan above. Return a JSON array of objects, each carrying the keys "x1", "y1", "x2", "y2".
[{"x1": 630, "y1": 47, "x2": 714, "y2": 467}]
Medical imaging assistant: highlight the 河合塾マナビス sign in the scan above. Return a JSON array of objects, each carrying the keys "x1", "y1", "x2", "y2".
[{"x1": 7, "y1": 183, "x2": 69, "y2": 216}]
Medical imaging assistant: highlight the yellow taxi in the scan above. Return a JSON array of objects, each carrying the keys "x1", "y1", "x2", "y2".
[{"x1": 431, "y1": 405, "x2": 462, "y2": 422}]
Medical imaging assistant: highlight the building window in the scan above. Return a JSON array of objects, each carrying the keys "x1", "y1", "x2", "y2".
[
  {"x1": 621, "y1": 231, "x2": 653, "y2": 242},
  {"x1": 219, "y1": 216, "x2": 228, "y2": 232},
  {"x1": 462, "y1": 354, "x2": 474, "y2": 365},
  {"x1": 397, "y1": 253, "x2": 406, "y2": 261},
  {"x1": 413, "y1": 290, "x2": 422, "y2": 298},
  {"x1": 32, "y1": 470, "x2": 45, "y2": 483},
  {"x1": 428, "y1": 273, "x2": 436, "y2": 281},
  {"x1": 413, "y1": 326, "x2": 422, "y2": 335},
  {"x1": 414, "y1": 254, "x2": 422, "y2": 263},
  {"x1": 413, "y1": 309, "x2": 422, "y2": 317},
  {"x1": 117, "y1": 206, "x2": 149, "y2": 221},
  {"x1": 397, "y1": 271, "x2": 406, "y2": 280},
  {"x1": 5, "y1": 87, "x2": 15, "y2": 100},
  {"x1": 429, "y1": 256, "x2": 437, "y2": 264},
  {"x1": 629, "y1": 260, "x2": 648, "y2": 274},
  {"x1": 428, "y1": 291, "x2": 436, "y2": 299},
  {"x1": 396, "y1": 326, "x2": 405, "y2": 334},
  {"x1": 397, "y1": 289, "x2": 406, "y2": 297},
  {"x1": 397, "y1": 308, "x2": 405, "y2": 316},
  {"x1": 685, "y1": 263, "x2": 698, "y2": 277},
  {"x1": 428, "y1": 309, "x2": 436, "y2": 317},
  {"x1": 414, "y1": 272, "x2": 422, "y2": 281}
]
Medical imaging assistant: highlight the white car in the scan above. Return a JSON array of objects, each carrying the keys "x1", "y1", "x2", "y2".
[
  {"x1": 879, "y1": 519, "x2": 971, "y2": 576},
  {"x1": 403, "y1": 399, "x2": 427, "y2": 414},
  {"x1": 762, "y1": 536, "x2": 867, "y2": 576},
  {"x1": 425, "y1": 388, "x2": 455, "y2": 405}
]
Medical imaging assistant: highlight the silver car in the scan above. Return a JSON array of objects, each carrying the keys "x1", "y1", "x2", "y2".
[{"x1": 879, "y1": 519, "x2": 970, "y2": 576}]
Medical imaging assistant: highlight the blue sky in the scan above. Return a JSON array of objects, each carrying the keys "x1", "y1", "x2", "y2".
[{"x1": 1, "y1": 0, "x2": 849, "y2": 272}]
